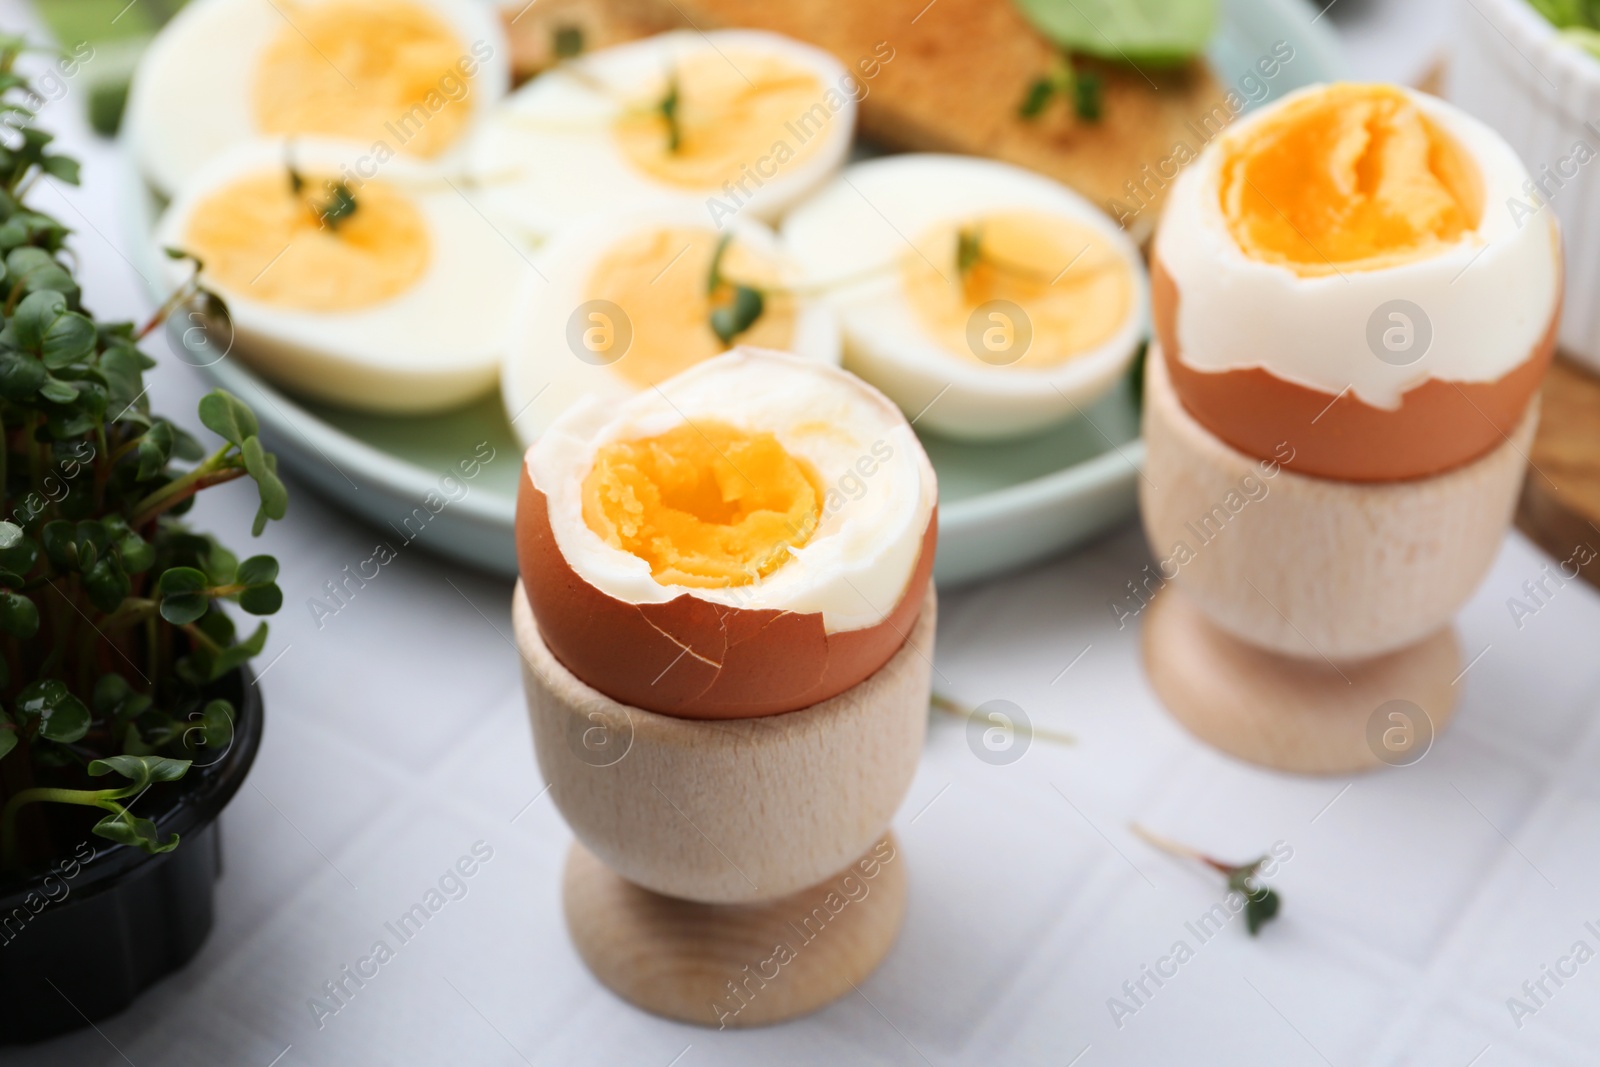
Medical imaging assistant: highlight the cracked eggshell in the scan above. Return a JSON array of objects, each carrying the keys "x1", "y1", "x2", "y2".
[{"x1": 515, "y1": 348, "x2": 938, "y2": 719}]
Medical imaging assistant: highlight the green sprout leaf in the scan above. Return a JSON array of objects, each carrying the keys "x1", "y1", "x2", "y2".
[
  {"x1": 0, "y1": 590, "x2": 38, "y2": 638},
  {"x1": 660, "y1": 70, "x2": 682, "y2": 154},
  {"x1": 198, "y1": 389, "x2": 259, "y2": 448},
  {"x1": 1019, "y1": 76, "x2": 1055, "y2": 118},
  {"x1": 709, "y1": 286, "x2": 764, "y2": 345},
  {"x1": 88, "y1": 754, "x2": 192, "y2": 788},
  {"x1": 17, "y1": 680, "x2": 90, "y2": 743},
  {"x1": 158, "y1": 566, "x2": 211, "y2": 626},
  {"x1": 553, "y1": 24, "x2": 584, "y2": 58},
  {"x1": 315, "y1": 182, "x2": 359, "y2": 230},
  {"x1": 1245, "y1": 886, "x2": 1281, "y2": 935},
  {"x1": 957, "y1": 226, "x2": 983, "y2": 280},
  {"x1": 1074, "y1": 70, "x2": 1104, "y2": 121}
]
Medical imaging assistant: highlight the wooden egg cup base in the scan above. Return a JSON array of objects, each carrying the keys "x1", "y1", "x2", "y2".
[
  {"x1": 564, "y1": 833, "x2": 907, "y2": 1029},
  {"x1": 1143, "y1": 586, "x2": 1461, "y2": 774}
]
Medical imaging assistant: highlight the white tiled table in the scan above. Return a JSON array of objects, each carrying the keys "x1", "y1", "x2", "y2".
[{"x1": 7, "y1": 0, "x2": 1599, "y2": 1063}]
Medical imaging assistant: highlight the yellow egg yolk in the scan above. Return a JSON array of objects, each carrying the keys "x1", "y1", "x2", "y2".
[
  {"x1": 584, "y1": 227, "x2": 797, "y2": 388},
  {"x1": 183, "y1": 171, "x2": 429, "y2": 312},
  {"x1": 1219, "y1": 83, "x2": 1483, "y2": 275},
  {"x1": 254, "y1": 0, "x2": 470, "y2": 159},
  {"x1": 582, "y1": 421, "x2": 821, "y2": 588},
  {"x1": 901, "y1": 211, "x2": 1133, "y2": 368},
  {"x1": 613, "y1": 51, "x2": 826, "y2": 189}
]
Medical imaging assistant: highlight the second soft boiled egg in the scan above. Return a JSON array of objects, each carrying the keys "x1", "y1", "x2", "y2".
[
  {"x1": 501, "y1": 205, "x2": 840, "y2": 447},
  {"x1": 517, "y1": 347, "x2": 937, "y2": 719},
  {"x1": 782, "y1": 154, "x2": 1148, "y2": 441},
  {"x1": 469, "y1": 30, "x2": 856, "y2": 240},
  {"x1": 154, "y1": 138, "x2": 535, "y2": 413}
]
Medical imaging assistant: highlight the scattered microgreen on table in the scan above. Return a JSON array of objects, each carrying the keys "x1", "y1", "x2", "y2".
[{"x1": 1133, "y1": 824, "x2": 1283, "y2": 935}]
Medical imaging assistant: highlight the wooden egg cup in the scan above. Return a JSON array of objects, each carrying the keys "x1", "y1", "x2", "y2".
[
  {"x1": 1139, "y1": 350, "x2": 1536, "y2": 774},
  {"x1": 513, "y1": 582, "x2": 935, "y2": 1027}
]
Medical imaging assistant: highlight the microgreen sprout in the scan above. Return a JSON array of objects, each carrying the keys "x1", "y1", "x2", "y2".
[
  {"x1": 1132, "y1": 824, "x2": 1283, "y2": 936},
  {"x1": 1019, "y1": 53, "x2": 1103, "y2": 123},
  {"x1": 660, "y1": 68, "x2": 683, "y2": 154},
  {"x1": 553, "y1": 24, "x2": 584, "y2": 59},
  {"x1": 0, "y1": 39, "x2": 287, "y2": 870},
  {"x1": 705, "y1": 233, "x2": 765, "y2": 344}
]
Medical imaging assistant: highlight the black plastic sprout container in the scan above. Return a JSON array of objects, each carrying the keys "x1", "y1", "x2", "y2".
[{"x1": 0, "y1": 669, "x2": 262, "y2": 1045}]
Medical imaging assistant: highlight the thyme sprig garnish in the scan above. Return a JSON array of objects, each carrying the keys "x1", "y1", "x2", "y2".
[
  {"x1": 1132, "y1": 824, "x2": 1284, "y2": 936},
  {"x1": 1019, "y1": 53, "x2": 1103, "y2": 123}
]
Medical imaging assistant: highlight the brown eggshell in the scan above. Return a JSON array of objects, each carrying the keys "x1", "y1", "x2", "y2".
[
  {"x1": 514, "y1": 466, "x2": 938, "y2": 719},
  {"x1": 1150, "y1": 253, "x2": 1558, "y2": 482}
]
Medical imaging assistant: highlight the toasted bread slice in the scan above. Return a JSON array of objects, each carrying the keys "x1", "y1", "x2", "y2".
[{"x1": 500, "y1": 0, "x2": 1233, "y2": 236}]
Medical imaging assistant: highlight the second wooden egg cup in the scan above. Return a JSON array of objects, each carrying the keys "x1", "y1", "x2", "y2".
[
  {"x1": 513, "y1": 582, "x2": 935, "y2": 1027},
  {"x1": 1139, "y1": 351, "x2": 1535, "y2": 774}
]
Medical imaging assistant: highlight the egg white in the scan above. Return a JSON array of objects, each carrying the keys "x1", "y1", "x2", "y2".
[
  {"x1": 780, "y1": 154, "x2": 1149, "y2": 441},
  {"x1": 468, "y1": 30, "x2": 856, "y2": 241},
  {"x1": 528, "y1": 348, "x2": 937, "y2": 632},
  {"x1": 126, "y1": 0, "x2": 510, "y2": 198},
  {"x1": 1155, "y1": 84, "x2": 1562, "y2": 409},
  {"x1": 502, "y1": 205, "x2": 841, "y2": 448},
  {"x1": 154, "y1": 138, "x2": 537, "y2": 414}
]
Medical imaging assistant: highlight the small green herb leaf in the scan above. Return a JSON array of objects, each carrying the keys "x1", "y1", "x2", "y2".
[
  {"x1": 158, "y1": 566, "x2": 212, "y2": 625},
  {"x1": 660, "y1": 71, "x2": 682, "y2": 154},
  {"x1": 198, "y1": 389, "x2": 259, "y2": 447},
  {"x1": 315, "y1": 182, "x2": 359, "y2": 230},
  {"x1": 92, "y1": 811, "x2": 179, "y2": 853},
  {"x1": 1019, "y1": 76, "x2": 1055, "y2": 118},
  {"x1": 1245, "y1": 885, "x2": 1281, "y2": 935},
  {"x1": 1074, "y1": 70, "x2": 1104, "y2": 121},
  {"x1": 710, "y1": 286, "x2": 764, "y2": 345},
  {"x1": 553, "y1": 24, "x2": 584, "y2": 58},
  {"x1": 88, "y1": 753, "x2": 192, "y2": 787},
  {"x1": 0, "y1": 590, "x2": 38, "y2": 638},
  {"x1": 957, "y1": 226, "x2": 983, "y2": 280}
]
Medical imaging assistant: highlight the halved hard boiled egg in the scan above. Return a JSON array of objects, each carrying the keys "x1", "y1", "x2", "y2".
[
  {"x1": 781, "y1": 155, "x2": 1148, "y2": 441},
  {"x1": 469, "y1": 30, "x2": 855, "y2": 240},
  {"x1": 501, "y1": 205, "x2": 840, "y2": 447},
  {"x1": 517, "y1": 348, "x2": 937, "y2": 719},
  {"x1": 127, "y1": 0, "x2": 510, "y2": 197},
  {"x1": 154, "y1": 139, "x2": 535, "y2": 413},
  {"x1": 1153, "y1": 82, "x2": 1561, "y2": 481}
]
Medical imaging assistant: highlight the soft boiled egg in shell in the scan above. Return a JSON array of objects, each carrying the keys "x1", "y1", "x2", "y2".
[
  {"x1": 1152, "y1": 82, "x2": 1561, "y2": 481},
  {"x1": 469, "y1": 30, "x2": 856, "y2": 241},
  {"x1": 155, "y1": 138, "x2": 535, "y2": 414},
  {"x1": 517, "y1": 348, "x2": 937, "y2": 719},
  {"x1": 502, "y1": 204, "x2": 841, "y2": 447},
  {"x1": 127, "y1": 0, "x2": 510, "y2": 198},
  {"x1": 781, "y1": 155, "x2": 1149, "y2": 441}
]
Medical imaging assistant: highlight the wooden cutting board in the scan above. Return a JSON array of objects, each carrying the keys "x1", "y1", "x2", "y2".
[{"x1": 1515, "y1": 355, "x2": 1600, "y2": 588}]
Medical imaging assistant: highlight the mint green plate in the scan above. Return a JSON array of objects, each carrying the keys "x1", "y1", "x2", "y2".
[{"x1": 124, "y1": 0, "x2": 1342, "y2": 586}]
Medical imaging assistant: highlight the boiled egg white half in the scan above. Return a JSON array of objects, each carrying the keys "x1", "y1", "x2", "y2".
[
  {"x1": 502, "y1": 205, "x2": 840, "y2": 447},
  {"x1": 127, "y1": 0, "x2": 510, "y2": 198},
  {"x1": 154, "y1": 138, "x2": 535, "y2": 413},
  {"x1": 469, "y1": 29, "x2": 855, "y2": 241},
  {"x1": 782, "y1": 154, "x2": 1148, "y2": 440}
]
